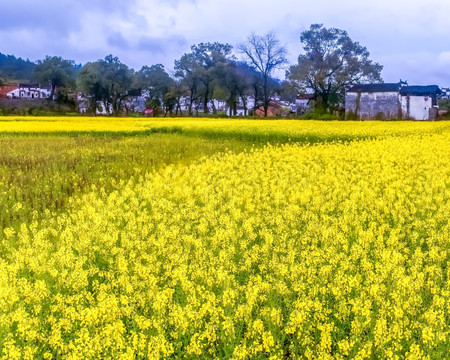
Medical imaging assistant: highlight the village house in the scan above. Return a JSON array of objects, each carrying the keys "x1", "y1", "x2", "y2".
[
  {"x1": 0, "y1": 84, "x2": 19, "y2": 99},
  {"x1": 7, "y1": 83, "x2": 51, "y2": 99},
  {"x1": 295, "y1": 94, "x2": 314, "y2": 114},
  {"x1": 438, "y1": 87, "x2": 450, "y2": 99},
  {"x1": 345, "y1": 82, "x2": 441, "y2": 120},
  {"x1": 255, "y1": 100, "x2": 293, "y2": 117},
  {"x1": 400, "y1": 85, "x2": 441, "y2": 120}
]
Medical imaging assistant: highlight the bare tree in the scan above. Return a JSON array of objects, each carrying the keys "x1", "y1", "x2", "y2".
[{"x1": 239, "y1": 32, "x2": 288, "y2": 117}]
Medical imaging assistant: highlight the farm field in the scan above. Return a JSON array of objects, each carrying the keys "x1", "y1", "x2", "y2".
[{"x1": 0, "y1": 117, "x2": 449, "y2": 359}]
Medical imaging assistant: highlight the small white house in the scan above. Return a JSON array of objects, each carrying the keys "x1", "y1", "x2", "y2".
[
  {"x1": 7, "y1": 83, "x2": 50, "y2": 99},
  {"x1": 295, "y1": 94, "x2": 313, "y2": 114},
  {"x1": 399, "y1": 86, "x2": 441, "y2": 121},
  {"x1": 438, "y1": 87, "x2": 450, "y2": 99}
]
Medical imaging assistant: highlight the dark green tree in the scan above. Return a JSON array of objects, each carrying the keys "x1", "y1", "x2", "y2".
[
  {"x1": 102, "y1": 55, "x2": 133, "y2": 115},
  {"x1": 166, "y1": 79, "x2": 189, "y2": 116},
  {"x1": 438, "y1": 98, "x2": 450, "y2": 111},
  {"x1": 174, "y1": 53, "x2": 200, "y2": 116},
  {"x1": 34, "y1": 56, "x2": 77, "y2": 99},
  {"x1": 214, "y1": 61, "x2": 257, "y2": 116},
  {"x1": 175, "y1": 42, "x2": 233, "y2": 115},
  {"x1": 191, "y1": 42, "x2": 233, "y2": 114},
  {"x1": 77, "y1": 61, "x2": 107, "y2": 114},
  {"x1": 77, "y1": 55, "x2": 132, "y2": 115},
  {"x1": 0, "y1": 53, "x2": 35, "y2": 80},
  {"x1": 278, "y1": 80, "x2": 299, "y2": 103},
  {"x1": 287, "y1": 24, "x2": 383, "y2": 113},
  {"x1": 135, "y1": 64, "x2": 175, "y2": 115}
]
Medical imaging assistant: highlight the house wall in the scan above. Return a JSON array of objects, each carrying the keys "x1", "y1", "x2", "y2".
[
  {"x1": 7, "y1": 89, "x2": 20, "y2": 99},
  {"x1": 236, "y1": 108, "x2": 246, "y2": 116},
  {"x1": 401, "y1": 95, "x2": 435, "y2": 120},
  {"x1": 295, "y1": 99, "x2": 310, "y2": 114},
  {"x1": 8, "y1": 87, "x2": 49, "y2": 99},
  {"x1": 440, "y1": 88, "x2": 450, "y2": 99},
  {"x1": 20, "y1": 88, "x2": 40, "y2": 99},
  {"x1": 0, "y1": 85, "x2": 18, "y2": 99},
  {"x1": 127, "y1": 97, "x2": 146, "y2": 113},
  {"x1": 346, "y1": 91, "x2": 400, "y2": 119}
]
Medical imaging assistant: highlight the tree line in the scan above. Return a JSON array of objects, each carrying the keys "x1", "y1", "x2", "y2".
[{"x1": 0, "y1": 24, "x2": 383, "y2": 117}]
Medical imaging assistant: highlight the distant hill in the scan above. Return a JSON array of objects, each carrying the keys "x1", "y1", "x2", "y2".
[{"x1": 0, "y1": 53, "x2": 36, "y2": 81}]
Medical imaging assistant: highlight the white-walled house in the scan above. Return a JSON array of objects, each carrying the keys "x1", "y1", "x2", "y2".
[
  {"x1": 7, "y1": 84, "x2": 50, "y2": 99},
  {"x1": 77, "y1": 93, "x2": 113, "y2": 115},
  {"x1": 400, "y1": 86, "x2": 441, "y2": 120},
  {"x1": 295, "y1": 94, "x2": 313, "y2": 114},
  {"x1": 439, "y1": 87, "x2": 450, "y2": 99},
  {"x1": 346, "y1": 83, "x2": 441, "y2": 120}
]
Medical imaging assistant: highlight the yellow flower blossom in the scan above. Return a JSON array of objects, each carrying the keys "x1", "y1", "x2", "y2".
[{"x1": 0, "y1": 119, "x2": 448, "y2": 358}]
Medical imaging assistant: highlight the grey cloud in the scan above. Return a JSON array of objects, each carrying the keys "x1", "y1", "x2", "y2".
[
  {"x1": 107, "y1": 33, "x2": 131, "y2": 50},
  {"x1": 0, "y1": 0, "x2": 138, "y2": 35},
  {"x1": 137, "y1": 35, "x2": 188, "y2": 55},
  {"x1": 156, "y1": 0, "x2": 197, "y2": 6},
  {"x1": 2, "y1": 0, "x2": 450, "y2": 84},
  {"x1": 0, "y1": 2, "x2": 83, "y2": 35}
]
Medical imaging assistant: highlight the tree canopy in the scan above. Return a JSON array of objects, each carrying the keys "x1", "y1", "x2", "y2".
[
  {"x1": 77, "y1": 55, "x2": 133, "y2": 115},
  {"x1": 287, "y1": 24, "x2": 383, "y2": 113},
  {"x1": 175, "y1": 42, "x2": 233, "y2": 114},
  {"x1": 135, "y1": 64, "x2": 175, "y2": 116},
  {"x1": 0, "y1": 25, "x2": 389, "y2": 117},
  {"x1": 34, "y1": 56, "x2": 78, "y2": 99},
  {"x1": 0, "y1": 53, "x2": 36, "y2": 81}
]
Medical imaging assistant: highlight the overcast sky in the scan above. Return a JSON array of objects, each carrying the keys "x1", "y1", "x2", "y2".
[{"x1": 1, "y1": 0, "x2": 450, "y2": 85}]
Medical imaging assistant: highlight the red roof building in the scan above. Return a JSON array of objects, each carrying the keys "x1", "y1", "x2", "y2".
[{"x1": 0, "y1": 84, "x2": 18, "y2": 99}]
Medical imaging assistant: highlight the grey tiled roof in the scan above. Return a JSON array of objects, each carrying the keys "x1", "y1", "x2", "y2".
[
  {"x1": 400, "y1": 85, "x2": 441, "y2": 96},
  {"x1": 346, "y1": 83, "x2": 401, "y2": 93}
]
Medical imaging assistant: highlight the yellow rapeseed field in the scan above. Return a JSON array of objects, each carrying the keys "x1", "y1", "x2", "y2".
[
  {"x1": 0, "y1": 116, "x2": 449, "y2": 139},
  {"x1": 0, "y1": 118, "x2": 449, "y2": 359}
]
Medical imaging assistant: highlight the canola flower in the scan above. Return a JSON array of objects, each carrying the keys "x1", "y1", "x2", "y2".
[
  {"x1": 0, "y1": 134, "x2": 255, "y2": 232},
  {"x1": 0, "y1": 116, "x2": 449, "y2": 142},
  {"x1": 2, "y1": 118, "x2": 447, "y2": 236},
  {"x1": 0, "y1": 125, "x2": 448, "y2": 359}
]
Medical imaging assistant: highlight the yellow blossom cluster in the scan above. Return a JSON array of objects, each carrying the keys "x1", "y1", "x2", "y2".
[
  {"x1": 0, "y1": 120, "x2": 449, "y2": 359},
  {"x1": 0, "y1": 116, "x2": 449, "y2": 142}
]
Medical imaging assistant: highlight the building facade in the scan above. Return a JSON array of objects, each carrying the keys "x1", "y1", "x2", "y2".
[
  {"x1": 346, "y1": 83, "x2": 441, "y2": 120},
  {"x1": 439, "y1": 87, "x2": 450, "y2": 99},
  {"x1": 7, "y1": 84, "x2": 51, "y2": 99},
  {"x1": 295, "y1": 94, "x2": 313, "y2": 114}
]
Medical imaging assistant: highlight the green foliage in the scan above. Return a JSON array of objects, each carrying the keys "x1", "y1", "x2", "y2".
[
  {"x1": 302, "y1": 110, "x2": 341, "y2": 121},
  {"x1": 146, "y1": 98, "x2": 162, "y2": 116},
  {"x1": 34, "y1": 56, "x2": 77, "y2": 98},
  {"x1": 136, "y1": 64, "x2": 175, "y2": 115},
  {"x1": 175, "y1": 42, "x2": 235, "y2": 115},
  {"x1": 0, "y1": 99, "x2": 76, "y2": 116},
  {"x1": 438, "y1": 98, "x2": 450, "y2": 111},
  {"x1": 345, "y1": 110, "x2": 358, "y2": 120},
  {"x1": 77, "y1": 55, "x2": 133, "y2": 115},
  {"x1": 0, "y1": 52, "x2": 36, "y2": 80},
  {"x1": 0, "y1": 134, "x2": 258, "y2": 231}
]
